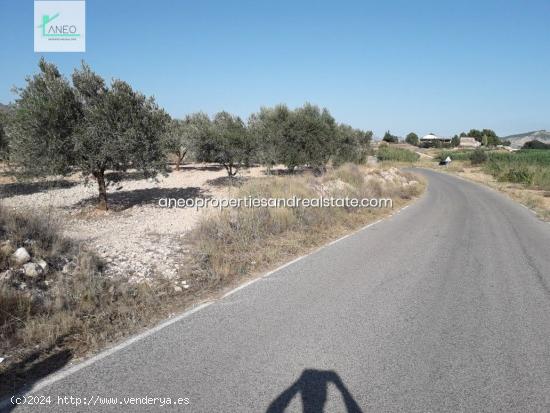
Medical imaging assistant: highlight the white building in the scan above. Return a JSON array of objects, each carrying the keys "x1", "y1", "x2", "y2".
[
  {"x1": 420, "y1": 134, "x2": 451, "y2": 146},
  {"x1": 459, "y1": 137, "x2": 481, "y2": 148}
]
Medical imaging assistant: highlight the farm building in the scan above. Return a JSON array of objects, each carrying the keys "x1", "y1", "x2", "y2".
[
  {"x1": 459, "y1": 137, "x2": 481, "y2": 148},
  {"x1": 419, "y1": 134, "x2": 451, "y2": 147}
]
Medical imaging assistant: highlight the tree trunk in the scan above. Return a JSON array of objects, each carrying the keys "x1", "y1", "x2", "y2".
[
  {"x1": 175, "y1": 149, "x2": 187, "y2": 171},
  {"x1": 94, "y1": 169, "x2": 108, "y2": 210},
  {"x1": 224, "y1": 163, "x2": 237, "y2": 177}
]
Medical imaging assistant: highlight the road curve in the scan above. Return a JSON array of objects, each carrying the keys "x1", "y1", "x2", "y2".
[{"x1": 7, "y1": 169, "x2": 550, "y2": 412}]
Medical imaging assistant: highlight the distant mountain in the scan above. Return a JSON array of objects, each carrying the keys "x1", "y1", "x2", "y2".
[{"x1": 503, "y1": 130, "x2": 550, "y2": 148}]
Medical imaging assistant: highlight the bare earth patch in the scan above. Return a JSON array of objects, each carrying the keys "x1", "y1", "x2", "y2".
[{"x1": 1, "y1": 164, "x2": 269, "y2": 281}]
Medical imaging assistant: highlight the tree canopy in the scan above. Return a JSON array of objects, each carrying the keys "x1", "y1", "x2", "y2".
[
  {"x1": 382, "y1": 130, "x2": 399, "y2": 143},
  {"x1": 405, "y1": 132, "x2": 419, "y2": 146},
  {"x1": 8, "y1": 59, "x2": 169, "y2": 209}
]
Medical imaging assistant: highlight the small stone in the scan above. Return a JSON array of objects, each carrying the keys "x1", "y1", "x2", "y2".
[
  {"x1": 174, "y1": 286, "x2": 183, "y2": 292},
  {"x1": 36, "y1": 259, "x2": 48, "y2": 273},
  {"x1": 12, "y1": 247, "x2": 31, "y2": 265},
  {"x1": 62, "y1": 263, "x2": 75, "y2": 274},
  {"x1": 0, "y1": 240, "x2": 14, "y2": 256},
  {"x1": 0, "y1": 270, "x2": 13, "y2": 281},
  {"x1": 23, "y1": 263, "x2": 42, "y2": 277}
]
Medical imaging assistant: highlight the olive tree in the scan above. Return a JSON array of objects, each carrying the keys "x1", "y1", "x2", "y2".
[
  {"x1": 333, "y1": 124, "x2": 372, "y2": 166},
  {"x1": 9, "y1": 58, "x2": 81, "y2": 176},
  {"x1": 8, "y1": 59, "x2": 169, "y2": 210},
  {"x1": 248, "y1": 104, "x2": 292, "y2": 172},
  {"x1": 72, "y1": 63, "x2": 169, "y2": 209},
  {"x1": 193, "y1": 111, "x2": 252, "y2": 176},
  {"x1": 163, "y1": 119, "x2": 188, "y2": 170},
  {"x1": 282, "y1": 103, "x2": 337, "y2": 173}
]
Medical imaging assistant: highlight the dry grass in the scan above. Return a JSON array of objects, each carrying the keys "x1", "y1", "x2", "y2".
[
  {"x1": 189, "y1": 164, "x2": 424, "y2": 283},
  {"x1": 0, "y1": 206, "x2": 199, "y2": 395}
]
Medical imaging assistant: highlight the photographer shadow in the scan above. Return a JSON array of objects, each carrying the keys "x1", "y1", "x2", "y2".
[{"x1": 266, "y1": 369, "x2": 363, "y2": 413}]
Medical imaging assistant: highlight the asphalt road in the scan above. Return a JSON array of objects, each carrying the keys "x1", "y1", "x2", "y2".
[{"x1": 7, "y1": 169, "x2": 550, "y2": 412}]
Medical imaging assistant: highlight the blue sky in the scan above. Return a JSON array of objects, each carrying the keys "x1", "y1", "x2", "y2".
[{"x1": 1, "y1": 0, "x2": 549, "y2": 138}]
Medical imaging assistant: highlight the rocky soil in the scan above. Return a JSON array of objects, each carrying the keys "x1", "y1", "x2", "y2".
[{"x1": 1, "y1": 164, "x2": 263, "y2": 282}]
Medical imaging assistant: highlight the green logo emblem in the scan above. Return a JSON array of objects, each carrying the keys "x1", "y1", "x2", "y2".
[{"x1": 37, "y1": 13, "x2": 80, "y2": 38}]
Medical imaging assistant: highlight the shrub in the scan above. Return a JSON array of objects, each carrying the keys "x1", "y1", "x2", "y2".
[
  {"x1": 405, "y1": 132, "x2": 419, "y2": 146},
  {"x1": 501, "y1": 167, "x2": 535, "y2": 185},
  {"x1": 522, "y1": 140, "x2": 550, "y2": 150},
  {"x1": 377, "y1": 146, "x2": 419, "y2": 162},
  {"x1": 382, "y1": 130, "x2": 399, "y2": 143},
  {"x1": 470, "y1": 149, "x2": 488, "y2": 165},
  {"x1": 478, "y1": 150, "x2": 550, "y2": 190}
]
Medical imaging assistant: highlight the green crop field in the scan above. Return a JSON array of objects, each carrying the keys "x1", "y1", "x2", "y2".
[
  {"x1": 377, "y1": 146, "x2": 420, "y2": 163},
  {"x1": 439, "y1": 149, "x2": 550, "y2": 190}
]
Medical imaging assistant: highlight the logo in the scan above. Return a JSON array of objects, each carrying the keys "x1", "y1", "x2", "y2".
[{"x1": 34, "y1": 1, "x2": 85, "y2": 52}]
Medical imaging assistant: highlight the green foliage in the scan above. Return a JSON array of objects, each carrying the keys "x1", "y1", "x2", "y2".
[
  {"x1": 8, "y1": 59, "x2": 169, "y2": 209},
  {"x1": 9, "y1": 58, "x2": 82, "y2": 176},
  {"x1": 332, "y1": 124, "x2": 372, "y2": 166},
  {"x1": 377, "y1": 146, "x2": 419, "y2": 162},
  {"x1": 0, "y1": 110, "x2": 11, "y2": 160},
  {"x1": 193, "y1": 111, "x2": 251, "y2": 176},
  {"x1": 441, "y1": 148, "x2": 550, "y2": 190},
  {"x1": 438, "y1": 150, "x2": 471, "y2": 161},
  {"x1": 501, "y1": 167, "x2": 535, "y2": 185},
  {"x1": 458, "y1": 128, "x2": 502, "y2": 146},
  {"x1": 522, "y1": 140, "x2": 550, "y2": 150},
  {"x1": 382, "y1": 130, "x2": 399, "y2": 143},
  {"x1": 248, "y1": 104, "x2": 292, "y2": 170},
  {"x1": 74, "y1": 69, "x2": 169, "y2": 177},
  {"x1": 451, "y1": 135, "x2": 460, "y2": 147},
  {"x1": 486, "y1": 150, "x2": 550, "y2": 166},
  {"x1": 405, "y1": 132, "x2": 419, "y2": 146},
  {"x1": 163, "y1": 113, "x2": 211, "y2": 170},
  {"x1": 287, "y1": 103, "x2": 337, "y2": 172},
  {"x1": 470, "y1": 148, "x2": 488, "y2": 165},
  {"x1": 249, "y1": 103, "x2": 370, "y2": 172}
]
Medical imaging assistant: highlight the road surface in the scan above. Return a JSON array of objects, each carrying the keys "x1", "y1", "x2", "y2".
[{"x1": 6, "y1": 169, "x2": 550, "y2": 412}]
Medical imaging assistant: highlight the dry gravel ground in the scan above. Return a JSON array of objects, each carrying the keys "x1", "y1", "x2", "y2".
[{"x1": 1, "y1": 164, "x2": 265, "y2": 282}]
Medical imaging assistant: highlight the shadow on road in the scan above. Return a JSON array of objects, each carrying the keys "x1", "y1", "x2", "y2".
[
  {"x1": 266, "y1": 369, "x2": 363, "y2": 413},
  {"x1": 0, "y1": 348, "x2": 72, "y2": 411}
]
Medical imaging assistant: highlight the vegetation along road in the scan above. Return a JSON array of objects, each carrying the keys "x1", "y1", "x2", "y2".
[{"x1": 7, "y1": 169, "x2": 550, "y2": 412}]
